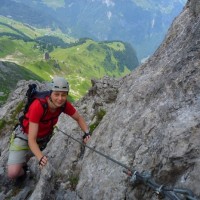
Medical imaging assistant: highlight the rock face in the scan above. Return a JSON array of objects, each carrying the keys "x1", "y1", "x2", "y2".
[{"x1": 0, "y1": 0, "x2": 200, "y2": 199}]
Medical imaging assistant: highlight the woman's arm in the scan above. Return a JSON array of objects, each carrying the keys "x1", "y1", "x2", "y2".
[
  {"x1": 28, "y1": 121, "x2": 47, "y2": 167},
  {"x1": 71, "y1": 111, "x2": 90, "y2": 143},
  {"x1": 71, "y1": 111, "x2": 88, "y2": 132}
]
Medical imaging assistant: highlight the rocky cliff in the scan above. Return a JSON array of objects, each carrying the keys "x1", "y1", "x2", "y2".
[{"x1": 0, "y1": 0, "x2": 200, "y2": 199}]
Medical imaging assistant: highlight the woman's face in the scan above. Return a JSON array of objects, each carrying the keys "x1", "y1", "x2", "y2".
[{"x1": 51, "y1": 91, "x2": 68, "y2": 107}]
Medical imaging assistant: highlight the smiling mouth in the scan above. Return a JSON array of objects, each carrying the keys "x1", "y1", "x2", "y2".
[{"x1": 57, "y1": 101, "x2": 65, "y2": 105}]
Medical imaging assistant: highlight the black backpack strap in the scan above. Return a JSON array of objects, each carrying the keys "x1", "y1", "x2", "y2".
[
  {"x1": 40, "y1": 101, "x2": 67, "y2": 122},
  {"x1": 20, "y1": 96, "x2": 67, "y2": 128},
  {"x1": 23, "y1": 84, "x2": 37, "y2": 115},
  {"x1": 26, "y1": 84, "x2": 37, "y2": 103},
  {"x1": 37, "y1": 98, "x2": 49, "y2": 121},
  {"x1": 60, "y1": 101, "x2": 67, "y2": 113}
]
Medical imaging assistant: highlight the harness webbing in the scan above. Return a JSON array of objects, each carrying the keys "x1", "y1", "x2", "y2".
[{"x1": 9, "y1": 132, "x2": 29, "y2": 151}]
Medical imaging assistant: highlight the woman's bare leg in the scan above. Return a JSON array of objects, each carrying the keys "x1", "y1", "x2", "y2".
[{"x1": 7, "y1": 163, "x2": 25, "y2": 179}]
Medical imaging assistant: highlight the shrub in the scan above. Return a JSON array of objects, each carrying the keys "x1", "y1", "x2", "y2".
[{"x1": 90, "y1": 109, "x2": 106, "y2": 133}]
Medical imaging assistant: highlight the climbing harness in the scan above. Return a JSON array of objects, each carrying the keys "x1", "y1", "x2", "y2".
[
  {"x1": 9, "y1": 125, "x2": 29, "y2": 151},
  {"x1": 56, "y1": 127, "x2": 199, "y2": 200},
  {"x1": 10, "y1": 125, "x2": 54, "y2": 151}
]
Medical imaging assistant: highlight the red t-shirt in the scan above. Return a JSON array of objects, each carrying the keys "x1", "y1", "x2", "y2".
[{"x1": 22, "y1": 97, "x2": 76, "y2": 138}]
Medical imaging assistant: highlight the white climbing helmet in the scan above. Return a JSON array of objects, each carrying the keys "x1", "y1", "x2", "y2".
[{"x1": 51, "y1": 76, "x2": 69, "y2": 92}]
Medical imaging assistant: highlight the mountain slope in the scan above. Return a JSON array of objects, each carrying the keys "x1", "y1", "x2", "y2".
[
  {"x1": 0, "y1": 16, "x2": 139, "y2": 102},
  {"x1": 0, "y1": 61, "x2": 43, "y2": 105},
  {"x1": 0, "y1": 0, "x2": 187, "y2": 61}
]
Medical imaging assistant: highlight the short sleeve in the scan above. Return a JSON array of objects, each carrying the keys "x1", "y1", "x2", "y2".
[
  {"x1": 64, "y1": 101, "x2": 76, "y2": 116},
  {"x1": 28, "y1": 99, "x2": 44, "y2": 123}
]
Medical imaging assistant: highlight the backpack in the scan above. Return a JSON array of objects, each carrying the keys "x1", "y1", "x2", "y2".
[{"x1": 18, "y1": 83, "x2": 66, "y2": 127}]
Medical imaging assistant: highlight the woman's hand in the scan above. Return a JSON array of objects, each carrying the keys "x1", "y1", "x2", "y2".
[
  {"x1": 83, "y1": 132, "x2": 91, "y2": 144},
  {"x1": 38, "y1": 155, "x2": 48, "y2": 168}
]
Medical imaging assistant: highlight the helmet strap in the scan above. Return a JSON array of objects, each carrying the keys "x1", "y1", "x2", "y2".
[{"x1": 49, "y1": 96, "x2": 59, "y2": 109}]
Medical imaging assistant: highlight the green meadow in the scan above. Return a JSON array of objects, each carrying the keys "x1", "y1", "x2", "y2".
[{"x1": 0, "y1": 16, "x2": 138, "y2": 104}]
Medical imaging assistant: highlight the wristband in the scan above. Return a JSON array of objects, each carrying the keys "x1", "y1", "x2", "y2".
[{"x1": 83, "y1": 132, "x2": 91, "y2": 140}]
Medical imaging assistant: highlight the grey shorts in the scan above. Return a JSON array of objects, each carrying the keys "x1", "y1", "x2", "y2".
[{"x1": 7, "y1": 125, "x2": 32, "y2": 165}]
